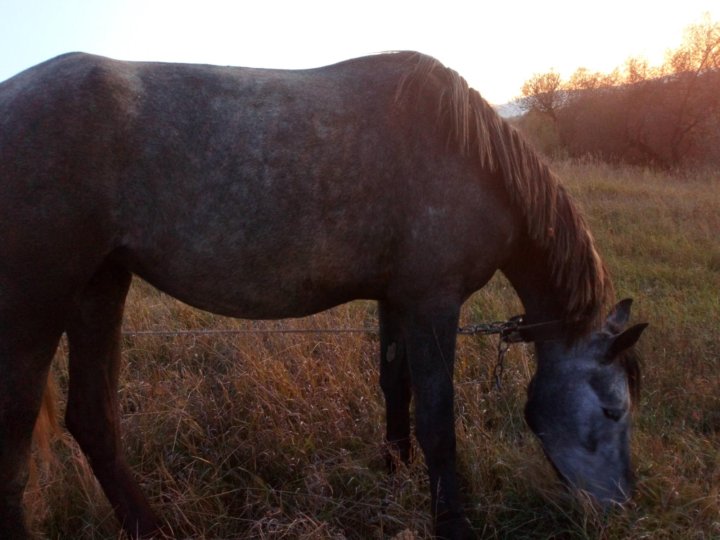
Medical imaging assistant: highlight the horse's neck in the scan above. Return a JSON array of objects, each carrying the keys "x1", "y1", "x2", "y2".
[{"x1": 500, "y1": 241, "x2": 565, "y2": 326}]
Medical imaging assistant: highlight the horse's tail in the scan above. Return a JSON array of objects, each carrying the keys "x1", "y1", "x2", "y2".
[{"x1": 22, "y1": 371, "x2": 62, "y2": 528}]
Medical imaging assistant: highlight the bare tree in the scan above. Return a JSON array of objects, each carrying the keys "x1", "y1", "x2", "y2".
[
  {"x1": 567, "y1": 67, "x2": 619, "y2": 91},
  {"x1": 518, "y1": 70, "x2": 564, "y2": 121},
  {"x1": 664, "y1": 14, "x2": 720, "y2": 164},
  {"x1": 516, "y1": 14, "x2": 720, "y2": 167}
]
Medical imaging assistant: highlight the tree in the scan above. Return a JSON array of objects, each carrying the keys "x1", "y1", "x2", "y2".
[
  {"x1": 515, "y1": 15, "x2": 720, "y2": 167},
  {"x1": 668, "y1": 14, "x2": 720, "y2": 75},
  {"x1": 566, "y1": 67, "x2": 619, "y2": 91},
  {"x1": 663, "y1": 14, "x2": 720, "y2": 164},
  {"x1": 518, "y1": 70, "x2": 564, "y2": 121}
]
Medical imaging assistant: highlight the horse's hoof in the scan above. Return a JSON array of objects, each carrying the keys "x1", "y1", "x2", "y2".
[{"x1": 435, "y1": 512, "x2": 475, "y2": 539}]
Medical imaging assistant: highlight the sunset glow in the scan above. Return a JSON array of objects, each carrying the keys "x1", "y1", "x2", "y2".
[{"x1": 1, "y1": 0, "x2": 718, "y2": 104}]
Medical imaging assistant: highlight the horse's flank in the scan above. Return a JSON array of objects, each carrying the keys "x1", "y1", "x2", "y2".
[{"x1": 396, "y1": 52, "x2": 613, "y2": 333}]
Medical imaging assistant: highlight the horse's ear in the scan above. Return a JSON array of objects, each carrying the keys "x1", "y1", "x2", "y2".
[
  {"x1": 605, "y1": 323, "x2": 648, "y2": 360},
  {"x1": 604, "y1": 298, "x2": 634, "y2": 334}
]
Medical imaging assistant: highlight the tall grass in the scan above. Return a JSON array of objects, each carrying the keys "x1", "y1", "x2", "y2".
[{"x1": 27, "y1": 160, "x2": 719, "y2": 538}]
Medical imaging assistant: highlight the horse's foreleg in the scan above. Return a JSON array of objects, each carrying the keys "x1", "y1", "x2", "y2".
[
  {"x1": 379, "y1": 302, "x2": 413, "y2": 469},
  {"x1": 65, "y1": 262, "x2": 162, "y2": 538},
  {"x1": 0, "y1": 316, "x2": 64, "y2": 539},
  {"x1": 403, "y1": 303, "x2": 474, "y2": 540}
]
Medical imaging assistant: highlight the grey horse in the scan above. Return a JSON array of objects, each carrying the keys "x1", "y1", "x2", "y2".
[{"x1": 0, "y1": 51, "x2": 646, "y2": 538}]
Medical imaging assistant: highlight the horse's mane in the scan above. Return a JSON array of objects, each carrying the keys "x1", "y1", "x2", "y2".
[{"x1": 395, "y1": 53, "x2": 613, "y2": 335}]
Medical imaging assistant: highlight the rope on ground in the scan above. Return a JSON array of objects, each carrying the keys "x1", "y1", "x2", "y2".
[{"x1": 121, "y1": 321, "x2": 509, "y2": 337}]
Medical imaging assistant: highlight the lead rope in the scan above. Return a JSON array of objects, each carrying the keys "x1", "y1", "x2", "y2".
[
  {"x1": 493, "y1": 339, "x2": 511, "y2": 391},
  {"x1": 125, "y1": 315, "x2": 537, "y2": 390},
  {"x1": 457, "y1": 316, "x2": 524, "y2": 391}
]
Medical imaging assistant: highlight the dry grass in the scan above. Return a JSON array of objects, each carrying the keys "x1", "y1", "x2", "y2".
[{"x1": 25, "y1": 160, "x2": 719, "y2": 538}]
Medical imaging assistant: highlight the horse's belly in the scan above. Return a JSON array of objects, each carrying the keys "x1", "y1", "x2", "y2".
[{"x1": 120, "y1": 240, "x2": 384, "y2": 320}]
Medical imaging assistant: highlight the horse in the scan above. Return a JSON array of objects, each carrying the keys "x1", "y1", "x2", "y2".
[{"x1": 0, "y1": 51, "x2": 646, "y2": 539}]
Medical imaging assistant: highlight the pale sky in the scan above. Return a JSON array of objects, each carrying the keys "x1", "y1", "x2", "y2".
[{"x1": 1, "y1": 0, "x2": 718, "y2": 104}]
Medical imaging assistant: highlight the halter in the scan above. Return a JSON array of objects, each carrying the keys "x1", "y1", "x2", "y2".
[{"x1": 458, "y1": 316, "x2": 566, "y2": 390}]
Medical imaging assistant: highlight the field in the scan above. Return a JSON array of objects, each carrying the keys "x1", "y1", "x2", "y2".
[{"x1": 27, "y1": 159, "x2": 719, "y2": 539}]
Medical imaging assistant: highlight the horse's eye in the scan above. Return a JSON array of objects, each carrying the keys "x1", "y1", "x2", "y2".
[{"x1": 602, "y1": 407, "x2": 624, "y2": 422}]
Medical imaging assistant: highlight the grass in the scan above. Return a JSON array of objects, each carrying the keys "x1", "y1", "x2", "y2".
[{"x1": 25, "y1": 159, "x2": 719, "y2": 539}]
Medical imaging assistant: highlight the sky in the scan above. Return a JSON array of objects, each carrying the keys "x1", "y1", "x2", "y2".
[{"x1": 1, "y1": 1, "x2": 718, "y2": 105}]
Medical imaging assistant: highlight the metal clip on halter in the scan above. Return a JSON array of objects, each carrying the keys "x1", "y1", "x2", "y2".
[
  {"x1": 459, "y1": 314, "x2": 566, "y2": 391},
  {"x1": 498, "y1": 315, "x2": 525, "y2": 344}
]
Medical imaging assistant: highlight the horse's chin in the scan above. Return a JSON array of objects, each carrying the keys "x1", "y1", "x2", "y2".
[{"x1": 542, "y1": 447, "x2": 632, "y2": 506}]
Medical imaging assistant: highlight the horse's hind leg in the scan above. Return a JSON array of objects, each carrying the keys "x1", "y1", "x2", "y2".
[
  {"x1": 64, "y1": 261, "x2": 161, "y2": 538},
  {"x1": 0, "y1": 313, "x2": 64, "y2": 539}
]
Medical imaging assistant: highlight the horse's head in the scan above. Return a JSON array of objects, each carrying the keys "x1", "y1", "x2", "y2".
[{"x1": 524, "y1": 299, "x2": 647, "y2": 505}]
